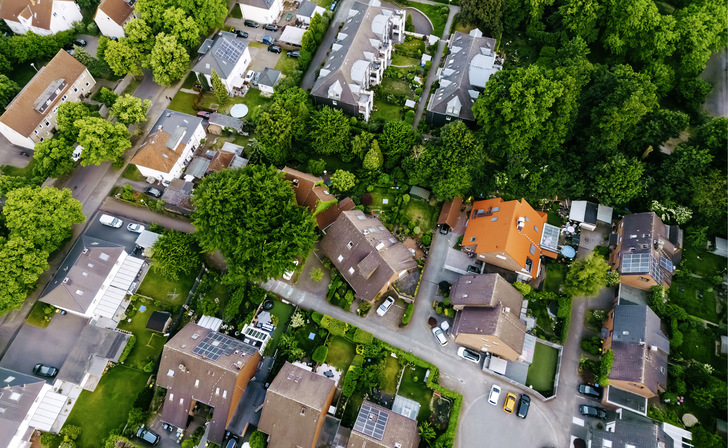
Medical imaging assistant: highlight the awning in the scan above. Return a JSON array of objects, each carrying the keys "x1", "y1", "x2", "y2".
[
  {"x1": 28, "y1": 390, "x2": 66, "y2": 431},
  {"x1": 95, "y1": 256, "x2": 144, "y2": 319}
]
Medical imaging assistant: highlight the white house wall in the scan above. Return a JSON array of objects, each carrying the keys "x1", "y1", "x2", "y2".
[
  {"x1": 49, "y1": 1, "x2": 83, "y2": 34},
  {"x1": 240, "y1": 0, "x2": 282, "y2": 24},
  {"x1": 0, "y1": 121, "x2": 35, "y2": 149},
  {"x1": 94, "y1": 9, "x2": 126, "y2": 38}
]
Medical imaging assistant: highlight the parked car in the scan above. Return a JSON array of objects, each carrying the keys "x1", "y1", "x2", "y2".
[
  {"x1": 262, "y1": 35, "x2": 274, "y2": 45},
  {"x1": 99, "y1": 214, "x2": 123, "y2": 228},
  {"x1": 136, "y1": 426, "x2": 160, "y2": 445},
  {"x1": 268, "y1": 44, "x2": 282, "y2": 53},
  {"x1": 577, "y1": 384, "x2": 602, "y2": 399},
  {"x1": 330, "y1": 1, "x2": 337, "y2": 10},
  {"x1": 144, "y1": 187, "x2": 162, "y2": 198},
  {"x1": 503, "y1": 392, "x2": 517, "y2": 414},
  {"x1": 244, "y1": 70, "x2": 255, "y2": 84},
  {"x1": 73, "y1": 38, "x2": 87, "y2": 46},
  {"x1": 439, "y1": 224, "x2": 449, "y2": 235},
  {"x1": 283, "y1": 260, "x2": 299, "y2": 280},
  {"x1": 488, "y1": 384, "x2": 501, "y2": 405},
  {"x1": 197, "y1": 111, "x2": 211, "y2": 119},
  {"x1": 263, "y1": 23, "x2": 279, "y2": 31},
  {"x1": 377, "y1": 296, "x2": 395, "y2": 316},
  {"x1": 127, "y1": 223, "x2": 145, "y2": 233},
  {"x1": 579, "y1": 405, "x2": 607, "y2": 419},
  {"x1": 432, "y1": 326, "x2": 448, "y2": 346},
  {"x1": 33, "y1": 363, "x2": 58, "y2": 378},
  {"x1": 71, "y1": 145, "x2": 82, "y2": 162},
  {"x1": 516, "y1": 394, "x2": 530, "y2": 419},
  {"x1": 231, "y1": 28, "x2": 248, "y2": 38},
  {"x1": 457, "y1": 347, "x2": 481, "y2": 363},
  {"x1": 466, "y1": 265, "x2": 479, "y2": 274},
  {"x1": 244, "y1": 19, "x2": 260, "y2": 28},
  {"x1": 287, "y1": 50, "x2": 300, "y2": 58},
  {"x1": 223, "y1": 432, "x2": 240, "y2": 448},
  {"x1": 252, "y1": 72, "x2": 261, "y2": 86}
]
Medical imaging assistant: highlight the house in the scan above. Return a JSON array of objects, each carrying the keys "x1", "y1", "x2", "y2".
[
  {"x1": 192, "y1": 31, "x2": 251, "y2": 93},
  {"x1": 39, "y1": 235, "x2": 144, "y2": 323},
  {"x1": 347, "y1": 401, "x2": 419, "y2": 448},
  {"x1": 296, "y1": 0, "x2": 325, "y2": 24},
  {"x1": 237, "y1": 0, "x2": 282, "y2": 25},
  {"x1": 257, "y1": 362, "x2": 336, "y2": 448},
  {"x1": 320, "y1": 210, "x2": 417, "y2": 302},
  {"x1": 450, "y1": 273, "x2": 526, "y2": 361},
  {"x1": 282, "y1": 167, "x2": 355, "y2": 230},
  {"x1": 207, "y1": 112, "x2": 244, "y2": 135},
  {"x1": 129, "y1": 109, "x2": 205, "y2": 184},
  {"x1": 161, "y1": 178, "x2": 195, "y2": 215},
  {"x1": 310, "y1": 0, "x2": 405, "y2": 121},
  {"x1": 425, "y1": 29, "x2": 502, "y2": 126},
  {"x1": 0, "y1": 368, "x2": 68, "y2": 448},
  {"x1": 156, "y1": 323, "x2": 261, "y2": 444},
  {"x1": 0, "y1": 50, "x2": 95, "y2": 149},
  {"x1": 589, "y1": 414, "x2": 692, "y2": 448},
  {"x1": 437, "y1": 197, "x2": 462, "y2": 231},
  {"x1": 257, "y1": 67, "x2": 281, "y2": 95},
  {"x1": 608, "y1": 212, "x2": 682, "y2": 290},
  {"x1": 461, "y1": 197, "x2": 548, "y2": 280},
  {"x1": 0, "y1": 0, "x2": 82, "y2": 36},
  {"x1": 93, "y1": 0, "x2": 135, "y2": 39},
  {"x1": 603, "y1": 304, "x2": 669, "y2": 402},
  {"x1": 568, "y1": 200, "x2": 613, "y2": 231},
  {"x1": 134, "y1": 229, "x2": 161, "y2": 256}
]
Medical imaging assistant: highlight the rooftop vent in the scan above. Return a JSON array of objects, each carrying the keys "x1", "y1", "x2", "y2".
[{"x1": 516, "y1": 217, "x2": 525, "y2": 231}]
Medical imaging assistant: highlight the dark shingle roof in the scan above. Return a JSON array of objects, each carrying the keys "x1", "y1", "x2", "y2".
[
  {"x1": 193, "y1": 31, "x2": 249, "y2": 80},
  {"x1": 0, "y1": 368, "x2": 46, "y2": 447},
  {"x1": 616, "y1": 212, "x2": 682, "y2": 286},
  {"x1": 347, "y1": 400, "x2": 419, "y2": 448},
  {"x1": 449, "y1": 273, "x2": 523, "y2": 311}
]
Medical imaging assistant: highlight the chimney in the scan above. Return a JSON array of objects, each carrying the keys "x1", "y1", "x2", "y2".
[{"x1": 516, "y1": 217, "x2": 525, "y2": 231}]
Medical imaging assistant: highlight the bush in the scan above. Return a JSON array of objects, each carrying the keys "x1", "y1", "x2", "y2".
[
  {"x1": 310, "y1": 267, "x2": 324, "y2": 282},
  {"x1": 311, "y1": 311, "x2": 324, "y2": 324},
  {"x1": 95, "y1": 86, "x2": 118, "y2": 107},
  {"x1": 133, "y1": 386, "x2": 154, "y2": 410},
  {"x1": 320, "y1": 315, "x2": 348, "y2": 336},
  {"x1": 307, "y1": 158, "x2": 326, "y2": 176},
  {"x1": 402, "y1": 303, "x2": 414, "y2": 325},
  {"x1": 118, "y1": 335, "x2": 136, "y2": 363},
  {"x1": 512, "y1": 282, "x2": 532, "y2": 296},
  {"x1": 249, "y1": 430, "x2": 268, "y2": 448},
  {"x1": 312, "y1": 345, "x2": 328, "y2": 363},
  {"x1": 353, "y1": 328, "x2": 373, "y2": 344},
  {"x1": 357, "y1": 301, "x2": 372, "y2": 316},
  {"x1": 142, "y1": 361, "x2": 156, "y2": 373},
  {"x1": 597, "y1": 349, "x2": 613, "y2": 385},
  {"x1": 580, "y1": 336, "x2": 602, "y2": 355},
  {"x1": 342, "y1": 365, "x2": 361, "y2": 397},
  {"x1": 40, "y1": 432, "x2": 62, "y2": 448}
]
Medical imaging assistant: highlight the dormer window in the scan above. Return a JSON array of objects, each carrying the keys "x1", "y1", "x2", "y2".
[{"x1": 347, "y1": 241, "x2": 353, "y2": 249}]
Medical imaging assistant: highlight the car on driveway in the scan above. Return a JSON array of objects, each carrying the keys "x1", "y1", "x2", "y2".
[
  {"x1": 244, "y1": 70, "x2": 255, "y2": 84},
  {"x1": 287, "y1": 50, "x2": 300, "y2": 58},
  {"x1": 262, "y1": 35, "x2": 274, "y2": 45},
  {"x1": 252, "y1": 72, "x2": 261, "y2": 86},
  {"x1": 577, "y1": 384, "x2": 602, "y2": 399},
  {"x1": 283, "y1": 259, "x2": 299, "y2": 281},
  {"x1": 127, "y1": 223, "x2": 145, "y2": 233},
  {"x1": 432, "y1": 326, "x2": 448, "y2": 346},
  {"x1": 136, "y1": 426, "x2": 160, "y2": 445},
  {"x1": 99, "y1": 214, "x2": 123, "y2": 228},
  {"x1": 457, "y1": 347, "x2": 481, "y2": 363},
  {"x1": 144, "y1": 187, "x2": 162, "y2": 198},
  {"x1": 244, "y1": 19, "x2": 259, "y2": 28},
  {"x1": 33, "y1": 363, "x2": 58, "y2": 378},
  {"x1": 231, "y1": 28, "x2": 248, "y2": 38},
  {"x1": 377, "y1": 296, "x2": 395, "y2": 316},
  {"x1": 73, "y1": 38, "x2": 87, "y2": 46},
  {"x1": 516, "y1": 394, "x2": 530, "y2": 419},
  {"x1": 197, "y1": 111, "x2": 211, "y2": 119},
  {"x1": 503, "y1": 392, "x2": 517, "y2": 414},
  {"x1": 268, "y1": 44, "x2": 282, "y2": 53},
  {"x1": 488, "y1": 384, "x2": 501, "y2": 405},
  {"x1": 223, "y1": 432, "x2": 240, "y2": 448},
  {"x1": 263, "y1": 23, "x2": 279, "y2": 31},
  {"x1": 579, "y1": 404, "x2": 607, "y2": 419}
]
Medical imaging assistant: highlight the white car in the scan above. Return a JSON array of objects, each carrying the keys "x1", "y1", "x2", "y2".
[
  {"x1": 432, "y1": 327, "x2": 448, "y2": 346},
  {"x1": 457, "y1": 347, "x2": 481, "y2": 363},
  {"x1": 376, "y1": 296, "x2": 395, "y2": 316},
  {"x1": 244, "y1": 70, "x2": 255, "y2": 84},
  {"x1": 127, "y1": 223, "x2": 145, "y2": 233},
  {"x1": 99, "y1": 214, "x2": 122, "y2": 228},
  {"x1": 283, "y1": 260, "x2": 299, "y2": 280},
  {"x1": 488, "y1": 384, "x2": 501, "y2": 406}
]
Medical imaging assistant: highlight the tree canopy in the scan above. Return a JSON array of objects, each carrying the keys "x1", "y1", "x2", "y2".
[
  {"x1": 563, "y1": 253, "x2": 610, "y2": 297},
  {"x1": 75, "y1": 118, "x2": 132, "y2": 166},
  {"x1": 151, "y1": 231, "x2": 202, "y2": 280},
  {"x1": 110, "y1": 94, "x2": 152, "y2": 125}
]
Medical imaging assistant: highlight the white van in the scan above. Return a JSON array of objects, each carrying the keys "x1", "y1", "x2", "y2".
[{"x1": 99, "y1": 214, "x2": 123, "y2": 228}]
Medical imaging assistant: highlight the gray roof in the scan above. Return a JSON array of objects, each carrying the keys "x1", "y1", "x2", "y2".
[
  {"x1": 152, "y1": 109, "x2": 204, "y2": 140},
  {"x1": 348, "y1": 401, "x2": 419, "y2": 448},
  {"x1": 40, "y1": 236, "x2": 126, "y2": 313},
  {"x1": 297, "y1": 0, "x2": 318, "y2": 17},
  {"x1": 616, "y1": 212, "x2": 682, "y2": 286},
  {"x1": 427, "y1": 31, "x2": 498, "y2": 122},
  {"x1": 147, "y1": 311, "x2": 172, "y2": 333},
  {"x1": 193, "y1": 31, "x2": 249, "y2": 80},
  {"x1": 239, "y1": 0, "x2": 276, "y2": 9},
  {"x1": 209, "y1": 113, "x2": 244, "y2": 132},
  {"x1": 162, "y1": 179, "x2": 194, "y2": 210},
  {"x1": 135, "y1": 230, "x2": 161, "y2": 249},
  {"x1": 258, "y1": 67, "x2": 281, "y2": 88},
  {"x1": 56, "y1": 325, "x2": 130, "y2": 387},
  {"x1": 185, "y1": 157, "x2": 210, "y2": 178},
  {"x1": 610, "y1": 305, "x2": 669, "y2": 394},
  {"x1": 616, "y1": 283, "x2": 648, "y2": 306},
  {"x1": 0, "y1": 368, "x2": 46, "y2": 447},
  {"x1": 449, "y1": 273, "x2": 523, "y2": 311}
]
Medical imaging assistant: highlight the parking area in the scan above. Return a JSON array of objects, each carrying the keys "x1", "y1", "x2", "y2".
[
  {"x1": 85, "y1": 210, "x2": 155, "y2": 254},
  {"x1": 364, "y1": 294, "x2": 408, "y2": 331},
  {"x1": 0, "y1": 313, "x2": 88, "y2": 382},
  {"x1": 570, "y1": 393, "x2": 617, "y2": 442},
  {"x1": 246, "y1": 45, "x2": 284, "y2": 73}
]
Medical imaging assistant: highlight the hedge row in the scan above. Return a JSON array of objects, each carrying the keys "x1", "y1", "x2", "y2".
[
  {"x1": 401, "y1": 303, "x2": 414, "y2": 325},
  {"x1": 118, "y1": 335, "x2": 136, "y2": 363}
]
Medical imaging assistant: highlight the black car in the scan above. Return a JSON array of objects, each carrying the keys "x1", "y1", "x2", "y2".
[
  {"x1": 244, "y1": 19, "x2": 260, "y2": 28},
  {"x1": 268, "y1": 45, "x2": 282, "y2": 53},
  {"x1": 579, "y1": 404, "x2": 607, "y2": 419},
  {"x1": 439, "y1": 224, "x2": 449, "y2": 235},
  {"x1": 33, "y1": 363, "x2": 59, "y2": 378},
  {"x1": 223, "y1": 432, "x2": 240, "y2": 448},
  {"x1": 263, "y1": 23, "x2": 279, "y2": 31},
  {"x1": 516, "y1": 394, "x2": 530, "y2": 419},
  {"x1": 577, "y1": 384, "x2": 602, "y2": 399},
  {"x1": 231, "y1": 28, "x2": 249, "y2": 38},
  {"x1": 286, "y1": 50, "x2": 300, "y2": 58},
  {"x1": 136, "y1": 426, "x2": 160, "y2": 445},
  {"x1": 73, "y1": 38, "x2": 87, "y2": 46},
  {"x1": 145, "y1": 187, "x2": 162, "y2": 198},
  {"x1": 466, "y1": 265, "x2": 479, "y2": 274}
]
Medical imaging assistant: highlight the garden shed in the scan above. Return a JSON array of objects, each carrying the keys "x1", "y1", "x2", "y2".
[{"x1": 409, "y1": 186, "x2": 430, "y2": 201}]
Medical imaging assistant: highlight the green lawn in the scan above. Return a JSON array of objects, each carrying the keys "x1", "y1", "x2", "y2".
[
  {"x1": 369, "y1": 187, "x2": 397, "y2": 210},
  {"x1": 64, "y1": 366, "x2": 150, "y2": 448},
  {"x1": 408, "y1": 2, "x2": 449, "y2": 37},
  {"x1": 295, "y1": 321, "x2": 327, "y2": 356},
  {"x1": 397, "y1": 365, "x2": 432, "y2": 422},
  {"x1": 230, "y1": 3, "x2": 242, "y2": 18},
  {"x1": 117, "y1": 299, "x2": 167, "y2": 371},
  {"x1": 526, "y1": 343, "x2": 558, "y2": 395},
  {"x1": 274, "y1": 54, "x2": 299, "y2": 76},
  {"x1": 669, "y1": 282, "x2": 719, "y2": 323},
  {"x1": 543, "y1": 262, "x2": 567, "y2": 294},
  {"x1": 391, "y1": 54, "x2": 420, "y2": 66},
  {"x1": 181, "y1": 72, "x2": 198, "y2": 89},
  {"x1": 313, "y1": 0, "x2": 333, "y2": 8},
  {"x1": 26, "y1": 302, "x2": 52, "y2": 328},
  {"x1": 395, "y1": 39, "x2": 426, "y2": 54},
  {"x1": 326, "y1": 336, "x2": 356, "y2": 371},
  {"x1": 678, "y1": 325, "x2": 715, "y2": 364},
  {"x1": 680, "y1": 246, "x2": 725, "y2": 277},
  {"x1": 371, "y1": 99, "x2": 404, "y2": 122},
  {"x1": 168, "y1": 91, "x2": 198, "y2": 115},
  {"x1": 2, "y1": 159, "x2": 36, "y2": 177},
  {"x1": 381, "y1": 356, "x2": 400, "y2": 395},
  {"x1": 263, "y1": 301, "x2": 295, "y2": 356},
  {"x1": 121, "y1": 164, "x2": 145, "y2": 182},
  {"x1": 137, "y1": 268, "x2": 197, "y2": 306},
  {"x1": 319, "y1": 154, "x2": 361, "y2": 173},
  {"x1": 380, "y1": 77, "x2": 413, "y2": 97},
  {"x1": 403, "y1": 198, "x2": 438, "y2": 232}
]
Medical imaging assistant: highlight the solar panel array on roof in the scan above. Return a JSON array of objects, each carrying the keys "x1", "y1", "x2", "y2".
[
  {"x1": 214, "y1": 39, "x2": 244, "y2": 66},
  {"x1": 622, "y1": 252, "x2": 650, "y2": 273},
  {"x1": 659, "y1": 256, "x2": 673, "y2": 271},
  {"x1": 354, "y1": 402, "x2": 389, "y2": 441},
  {"x1": 192, "y1": 331, "x2": 256, "y2": 360},
  {"x1": 540, "y1": 223, "x2": 560, "y2": 252},
  {"x1": 650, "y1": 257, "x2": 663, "y2": 284}
]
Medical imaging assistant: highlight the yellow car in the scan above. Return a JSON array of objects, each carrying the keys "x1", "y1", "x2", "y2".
[{"x1": 503, "y1": 392, "x2": 517, "y2": 414}]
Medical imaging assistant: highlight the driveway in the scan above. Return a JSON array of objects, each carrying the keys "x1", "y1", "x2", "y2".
[
  {"x1": 76, "y1": 34, "x2": 100, "y2": 59},
  {"x1": 98, "y1": 198, "x2": 196, "y2": 234},
  {"x1": 405, "y1": 7, "x2": 433, "y2": 35},
  {"x1": 84, "y1": 209, "x2": 155, "y2": 253},
  {"x1": 0, "y1": 131, "x2": 33, "y2": 168},
  {"x1": 0, "y1": 314, "x2": 88, "y2": 382},
  {"x1": 246, "y1": 45, "x2": 283, "y2": 74}
]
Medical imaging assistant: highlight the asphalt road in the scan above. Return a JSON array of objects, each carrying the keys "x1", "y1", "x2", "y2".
[
  {"x1": 0, "y1": 131, "x2": 33, "y2": 168},
  {"x1": 405, "y1": 7, "x2": 433, "y2": 35},
  {"x1": 700, "y1": 47, "x2": 728, "y2": 118}
]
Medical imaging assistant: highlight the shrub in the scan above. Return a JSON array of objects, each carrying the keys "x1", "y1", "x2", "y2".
[
  {"x1": 597, "y1": 349, "x2": 613, "y2": 385},
  {"x1": 402, "y1": 303, "x2": 414, "y2": 325},
  {"x1": 342, "y1": 365, "x2": 361, "y2": 397},
  {"x1": 353, "y1": 328, "x2": 373, "y2": 344},
  {"x1": 40, "y1": 432, "x2": 62, "y2": 448},
  {"x1": 290, "y1": 311, "x2": 305, "y2": 328},
  {"x1": 95, "y1": 86, "x2": 118, "y2": 107},
  {"x1": 320, "y1": 315, "x2": 348, "y2": 336},
  {"x1": 133, "y1": 386, "x2": 154, "y2": 410},
  {"x1": 312, "y1": 345, "x2": 328, "y2": 363},
  {"x1": 307, "y1": 158, "x2": 326, "y2": 176},
  {"x1": 310, "y1": 268, "x2": 324, "y2": 282},
  {"x1": 512, "y1": 282, "x2": 532, "y2": 297},
  {"x1": 580, "y1": 336, "x2": 602, "y2": 355},
  {"x1": 142, "y1": 361, "x2": 156, "y2": 373},
  {"x1": 311, "y1": 311, "x2": 324, "y2": 324},
  {"x1": 357, "y1": 301, "x2": 372, "y2": 316},
  {"x1": 249, "y1": 430, "x2": 268, "y2": 448},
  {"x1": 421, "y1": 231, "x2": 432, "y2": 246},
  {"x1": 118, "y1": 335, "x2": 136, "y2": 363}
]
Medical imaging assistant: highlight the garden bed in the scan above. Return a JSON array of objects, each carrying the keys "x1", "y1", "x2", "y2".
[{"x1": 26, "y1": 302, "x2": 54, "y2": 328}]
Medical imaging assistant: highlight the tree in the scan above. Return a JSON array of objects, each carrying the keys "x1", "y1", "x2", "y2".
[
  {"x1": 110, "y1": 94, "x2": 151, "y2": 125},
  {"x1": 4, "y1": 187, "x2": 84, "y2": 252},
  {"x1": 310, "y1": 267, "x2": 324, "y2": 282},
  {"x1": 363, "y1": 140, "x2": 383, "y2": 171},
  {"x1": 33, "y1": 137, "x2": 76, "y2": 178},
  {"x1": 148, "y1": 33, "x2": 189, "y2": 87},
  {"x1": 151, "y1": 231, "x2": 202, "y2": 280},
  {"x1": 419, "y1": 422, "x2": 437, "y2": 444},
  {"x1": 163, "y1": 8, "x2": 201, "y2": 48},
  {"x1": 330, "y1": 170, "x2": 356, "y2": 192},
  {"x1": 352, "y1": 132, "x2": 375, "y2": 160},
  {"x1": 312, "y1": 345, "x2": 328, "y2": 363},
  {"x1": 96, "y1": 87, "x2": 118, "y2": 107},
  {"x1": 593, "y1": 153, "x2": 644, "y2": 207},
  {"x1": 210, "y1": 69, "x2": 229, "y2": 107},
  {"x1": 271, "y1": 87, "x2": 311, "y2": 144},
  {"x1": 601, "y1": 0, "x2": 677, "y2": 63},
  {"x1": 175, "y1": 0, "x2": 228, "y2": 33},
  {"x1": 192, "y1": 165, "x2": 317, "y2": 284},
  {"x1": 380, "y1": 121, "x2": 416, "y2": 169},
  {"x1": 691, "y1": 426, "x2": 725, "y2": 448},
  {"x1": 249, "y1": 430, "x2": 268, "y2": 448},
  {"x1": 559, "y1": 0, "x2": 602, "y2": 43},
  {"x1": 103, "y1": 39, "x2": 145, "y2": 76},
  {"x1": 0, "y1": 74, "x2": 19, "y2": 109},
  {"x1": 563, "y1": 253, "x2": 610, "y2": 297},
  {"x1": 308, "y1": 106, "x2": 350, "y2": 155},
  {"x1": 56, "y1": 102, "x2": 96, "y2": 141},
  {"x1": 459, "y1": 0, "x2": 503, "y2": 36},
  {"x1": 255, "y1": 102, "x2": 293, "y2": 164},
  {"x1": 0, "y1": 238, "x2": 50, "y2": 315},
  {"x1": 75, "y1": 118, "x2": 132, "y2": 166}
]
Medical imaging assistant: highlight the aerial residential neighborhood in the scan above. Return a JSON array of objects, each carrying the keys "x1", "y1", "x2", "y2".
[{"x1": 0, "y1": 0, "x2": 724, "y2": 447}]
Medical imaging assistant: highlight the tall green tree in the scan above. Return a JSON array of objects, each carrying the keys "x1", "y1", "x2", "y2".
[
  {"x1": 380, "y1": 120, "x2": 416, "y2": 169},
  {"x1": 103, "y1": 38, "x2": 146, "y2": 76},
  {"x1": 110, "y1": 94, "x2": 152, "y2": 125},
  {"x1": 210, "y1": 69, "x2": 229, "y2": 107},
  {"x1": 601, "y1": 0, "x2": 677, "y2": 63},
  {"x1": 459, "y1": 0, "x2": 503, "y2": 36},
  {"x1": 673, "y1": 0, "x2": 728, "y2": 76},
  {"x1": 363, "y1": 140, "x2": 383, "y2": 171},
  {"x1": 255, "y1": 102, "x2": 293, "y2": 165},
  {"x1": 148, "y1": 33, "x2": 189, "y2": 87},
  {"x1": 151, "y1": 231, "x2": 202, "y2": 280},
  {"x1": 164, "y1": 8, "x2": 201, "y2": 48},
  {"x1": 175, "y1": 0, "x2": 228, "y2": 33},
  {"x1": 308, "y1": 106, "x2": 350, "y2": 155},
  {"x1": 75, "y1": 118, "x2": 132, "y2": 166},
  {"x1": 330, "y1": 170, "x2": 356, "y2": 192},
  {"x1": 563, "y1": 253, "x2": 610, "y2": 297},
  {"x1": 559, "y1": 0, "x2": 602, "y2": 43},
  {"x1": 32, "y1": 137, "x2": 76, "y2": 178},
  {"x1": 0, "y1": 74, "x2": 19, "y2": 109},
  {"x1": 56, "y1": 102, "x2": 96, "y2": 141},
  {"x1": 124, "y1": 19, "x2": 156, "y2": 53},
  {"x1": 593, "y1": 153, "x2": 644, "y2": 207},
  {"x1": 192, "y1": 165, "x2": 318, "y2": 284},
  {"x1": 0, "y1": 238, "x2": 50, "y2": 315}
]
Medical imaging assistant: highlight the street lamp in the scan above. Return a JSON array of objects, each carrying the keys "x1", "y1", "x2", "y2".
[{"x1": 30, "y1": 62, "x2": 37, "y2": 72}]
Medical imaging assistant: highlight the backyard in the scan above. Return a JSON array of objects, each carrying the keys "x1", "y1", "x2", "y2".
[
  {"x1": 371, "y1": 99, "x2": 404, "y2": 122},
  {"x1": 368, "y1": 187, "x2": 397, "y2": 211},
  {"x1": 397, "y1": 364, "x2": 433, "y2": 421},
  {"x1": 64, "y1": 366, "x2": 150, "y2": 448},
  {"x1": 403, "y1": 198, "x2": 438, "y2": 232},
  {"x1": 168, "y1": 91, "x2": 198, "y2": 115},
  {"x1": 525, "y1": 342, "x2": 559, "y2": 396},
  {"x1": 407, "y1": 2, "x2": 450, "y2": 37},
  {"x1": 137, "y1": 268, "x2": 198, "y2": 306},
  {"x1": 681, "y1": 246, "x2": 725, "y2": 276},
  {"x1": 275, "y1": 54, "x2": 300, "y2": 76},
  {"x1": 381, "y1": 355, "x2": 400, "y2": 395},
  {"x1": 325, "y1": 336, "x2": 357, "y2": 371},
  {"x1": 543, "y1": 262, "x2": 567, "y2": 294},
  {"x1": 117, "y1": 298, "x2": 168, "y2": 371},
  {"x1": 669, "y1": 281, "x2": 719, "y2": 323},
  {"x1": 262, "y1": 300, "x2": 295, "y2": 355}
]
